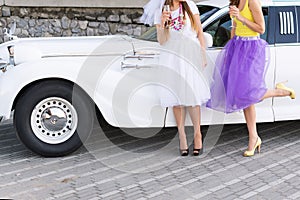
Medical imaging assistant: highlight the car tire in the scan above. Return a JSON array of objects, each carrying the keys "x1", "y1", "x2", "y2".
[{"x1": 14, "y1": 80, "x2": 94, "y2": 157}]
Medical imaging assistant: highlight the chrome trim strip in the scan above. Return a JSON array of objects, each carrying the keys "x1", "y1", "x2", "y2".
[
  {"x1": 290, "y1": 11, "x2": 295, "y2": 34},
  {"x1": 279, "y1": 12, "x2": 283, "y2": 35},
  {"x1": 121, "y1": 62, "x2": 153, "y2": 70},
  {"x1": 124, "y1": 54, "x2": 158, "y2": 60},
  {"x1": 202, "y1": 7, "x2": 228, "y2": 29},
  {"x1": 287, "y1": 11, "x2": 291, "y2": 34},
  {"x1": 207, "y1": 47, "x2": 224, "y2": 50},
  {"x1": 42, "y1": 53, "x2": 122, "y2": 58},
  {"x1": 279, "y1": 11, "x2": 295, "y2": 35},
  {"x1": 274, "y1": 42, "x2": 300, "y2": 46},
  {"x1": 283, "y1": 11, "x2": 287, "y2": 34}
]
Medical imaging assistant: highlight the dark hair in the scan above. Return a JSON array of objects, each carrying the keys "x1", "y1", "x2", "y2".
[
  {"x1": 229, "y1": 0, "x2": 240, "y2": 6},
  {"x1": 164, "y1": 0, "x2": 198, "y2": 32}
]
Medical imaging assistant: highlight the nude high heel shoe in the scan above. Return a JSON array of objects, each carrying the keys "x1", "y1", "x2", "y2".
[
  {"x1": 243, "y1": 137, "x2": 262, "y2": 157},
  {"x1": 276, "y1": 82, "x2": 296, "y2": 99}
]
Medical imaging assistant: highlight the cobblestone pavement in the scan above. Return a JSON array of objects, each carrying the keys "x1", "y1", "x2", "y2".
[{"x1": 0, "y1": 120, "x2": 299, "y2": 200}]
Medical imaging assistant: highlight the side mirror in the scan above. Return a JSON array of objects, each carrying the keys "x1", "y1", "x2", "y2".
[{"x1": 203, "y1": 32, "x2": 213, "y2": 48}]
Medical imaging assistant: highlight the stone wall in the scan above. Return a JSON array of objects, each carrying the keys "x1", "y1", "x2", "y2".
[{"x1": 0, "y1": 6, "x2": 151, "y2": 43}]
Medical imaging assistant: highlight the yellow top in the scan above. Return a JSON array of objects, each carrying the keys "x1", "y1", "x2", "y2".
[{"x1": 234, "y1": 0, "x2": 259, "y2": 37}]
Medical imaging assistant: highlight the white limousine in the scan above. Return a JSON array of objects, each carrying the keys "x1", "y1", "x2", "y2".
[{"x1": 0, "y1": 0, "x2": 299, "y2": 156}]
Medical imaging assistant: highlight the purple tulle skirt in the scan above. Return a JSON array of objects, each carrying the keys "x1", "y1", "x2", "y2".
[{"x1": 207, "y1": 36, "x2": 270, "y2": 113}]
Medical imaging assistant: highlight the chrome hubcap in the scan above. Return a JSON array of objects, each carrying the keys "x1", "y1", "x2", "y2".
[{"x1": 31, "y1": 97, "x2": 78, "y2": 144}]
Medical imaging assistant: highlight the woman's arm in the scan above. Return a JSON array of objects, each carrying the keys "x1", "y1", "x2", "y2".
[
  {"x1": 193, "y1": 14, "x2": 207, "y2": 67},
  {"x1": 156, "y1": 24, "x2": 169, "y2": 45},
  {"x1": 156, "y1": 10, "x2": 171, "y2": 45},
  {"x1": 230, "y1": 0, "x2": 265, "y2": 34},
  {"x1": 194, "y1": 14, "x2": 206, "y2": 49}
]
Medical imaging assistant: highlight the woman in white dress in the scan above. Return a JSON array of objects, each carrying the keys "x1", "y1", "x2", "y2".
[{"x1": 141, "y1": 0, "x2": 210, "y2": 156}]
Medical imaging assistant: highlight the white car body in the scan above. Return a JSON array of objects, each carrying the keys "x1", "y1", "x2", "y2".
[
  {"x1": 0, "y1": 0, "x2": 299, "y2": 155},
  {"x1": 200, "y1": 0, "x2": 300, "y2": 123}
]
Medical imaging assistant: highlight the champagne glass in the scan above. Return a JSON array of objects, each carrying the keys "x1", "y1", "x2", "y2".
[
  {"x1": 163, "y1": 5, "x2": 171, "y2": 29},
  {"x1": 164, "y1": 5, "x2": 170, "y2": 12},
  {"x1": 229, "y1": 3, "x2": 236, "y2": 28}
]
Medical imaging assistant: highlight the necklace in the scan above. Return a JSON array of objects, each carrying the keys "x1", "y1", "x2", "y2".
[{"x1": 170, "y1": 3, "x2": 184, "y2": 31}]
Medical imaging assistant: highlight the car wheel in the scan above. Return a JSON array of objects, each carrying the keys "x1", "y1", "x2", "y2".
[{"x1": 14, "y1": 80, "x2": 94, "y2": 157}]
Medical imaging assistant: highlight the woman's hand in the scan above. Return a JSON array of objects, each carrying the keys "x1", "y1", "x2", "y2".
[
  {"x1": 229, "y1": 5, "x2": 241, "y2": 20},
  {"x1": 229, "y1": 0, "x2": 265, "y2": 34},
  {"x1": 161, "y1": 11, "x2": 171, "y2": 28}
]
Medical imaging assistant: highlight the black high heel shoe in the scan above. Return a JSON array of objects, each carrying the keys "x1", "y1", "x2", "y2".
[
  {"x1": 193, "y1": 133, "x2": 203, "y2": 156},
  {"x1": 193, "y1": 148, "x2": 203, "y2": 156},
  {"x1": 180, "y1": 149, "x2": 189, "y2": 156}
]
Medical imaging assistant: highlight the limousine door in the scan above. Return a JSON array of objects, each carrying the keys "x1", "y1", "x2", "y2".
[
  {"x1": 95, "y1": 36, "x2": 166, "y2": 128},
  {"x1": 270, "y1": 6, "x2": 300, "y2": 121}
]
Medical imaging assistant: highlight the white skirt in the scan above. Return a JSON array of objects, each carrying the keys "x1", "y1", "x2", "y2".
[{"x1": 158, "y1": 31, "x2": 211, "y2": 107}]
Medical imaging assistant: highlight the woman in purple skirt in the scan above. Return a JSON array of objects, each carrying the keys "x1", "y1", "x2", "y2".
[{"x1": 207, "y1": 0, "x2": 296, "y2": 157}]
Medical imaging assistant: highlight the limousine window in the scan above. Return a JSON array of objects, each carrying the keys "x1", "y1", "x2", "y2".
[
  {"x1": 204, "y1": 8, "x2": 269, "y2": 47},
  {"x1": 198, "y1": 5, "x2": 219, "y2": 22},
  {"x1": 204, "y1": 14, "x2": 231, "y2": 47}
]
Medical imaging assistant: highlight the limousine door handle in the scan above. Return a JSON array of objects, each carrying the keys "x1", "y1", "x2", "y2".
[
  {"x1": 124, "y1": 51, "x2": 159, "y2": 60},
  {"x1": 121, "y1": 62, "x2": 153, "y2": 70}
]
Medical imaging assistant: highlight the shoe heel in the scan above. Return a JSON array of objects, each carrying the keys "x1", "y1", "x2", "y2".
[
  {"x1": 243, "y1": 137, "x2": 262, "y2": 157},
  {"x1": 257, "y1": 144, "x2": 261, "y2": 153}
]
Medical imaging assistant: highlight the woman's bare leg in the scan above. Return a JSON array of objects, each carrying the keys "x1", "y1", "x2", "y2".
[
  {"x1": 173, "y1": 106, "x2": 187, "y2": 151},
  {"x1": 187, "y1": 106, "x2": 202, "y2": 152},
  {"x1": 261, "y1": 88, "x2": 291, "y2": 100},
  {"x1": 243, "y1": 105, "x2": 259, "y2": 151},
  {"x1": 244, "y1": 84, "x2": 291, "y2": 153}
]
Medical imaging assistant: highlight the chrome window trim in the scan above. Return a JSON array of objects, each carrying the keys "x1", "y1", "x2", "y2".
[
  {"x1": 279, "y1": 12, "x2": 284, "y2": 34},
  {"x1": 202, "y1": 7, "x2": 229, "y2": 29},
  {"x1": 283, "y1": 11, "x2": 287, "y2": 34},
  {"x1": 290, "y1": 11, "x2": 295, "y2": 34},
  {"x1": 279, "y1": 11, "x2": 296, "y2": 35},
  {"x1": 287, "y1": 11, "x2": 291, "y2": 34},
  {"x1": 274, "y1": 42, "x2": 300, "y2": 46}
]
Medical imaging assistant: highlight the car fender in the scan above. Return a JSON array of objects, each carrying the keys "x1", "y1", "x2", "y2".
[
  {"x1": 0, "y1": 56, "x2": 122, "y2": 125},
  {"x1": 0, "y1": 41, "x2": 162, "y2": 127}
]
